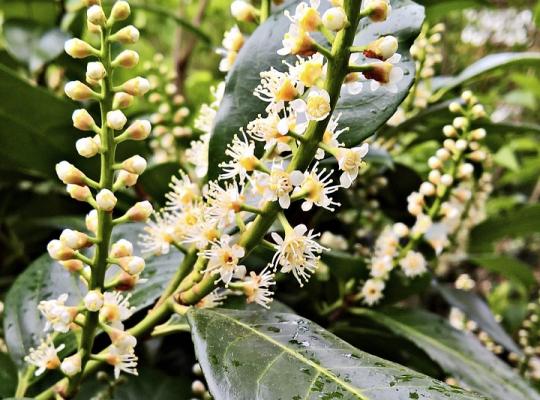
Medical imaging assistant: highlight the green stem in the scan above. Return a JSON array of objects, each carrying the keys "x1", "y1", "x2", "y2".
[{"x1": 260, "y1": 0, "x2": 271, "y2": 22}]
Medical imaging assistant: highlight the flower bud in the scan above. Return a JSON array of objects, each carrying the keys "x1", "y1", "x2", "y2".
[
  {"x1": 111, "y1": 1, "x2": 131, "y2": 21},
  {"x1": 113, "y1": 50, "x2": 139, "y2": 68},
  {"x1": 108, "y1": 328, "x2": 137, "y2": 351},
  {"x1": 121, "y1": 77, "x2": 150, "y2": 96},
  {"x1": 461, "y1": 90, "x2": 473, "y2": 103},
  {"x1": 96, "y1": 189, "x2": 117, "y2": 211},
  {"x1": 115, "y1": 170, "x2": 138, "y2": 187},
  {"x1": 122, "y1": 155, "x2": 147, "y2": 174},
  {"x1": 126, "y1": 201, "x2": 153, "y2": 222},
  {"x1": 436, "y1": 148, "x2": 450, "y2": 161},
  {"x1": 419, "y1": 181, "x2": 436, "y2": 196},
  {"x1": 365, "y1": 0, "x2": 391, "y2": 22},
  {"x1": 47, "y1": 240, "x2": 75, "y2": 261},
  {"x1": 124, "y1": 120, "x2": 151, "y2": 140},
  {"x1": 106, "y1": 110, "x2": 127, "y2": 130},
  {"x1": 118, "y1": 256, "x2": 145, "y2": 275},
  {"x1": 111, "y1": 25, "x2": 139, "y2": 44},
  {"x1": 65, "y1": 81, "x2": 95, "y2": 101},
  {"x1": 115, "y1": 271, "x2": 139, "y2": 291},
  {"x1": 453, "y1": 117, "x2": 468, "y2": 130},
  {"x1": 442, "y1": 125, "x2": 457, "y2": 138},
  {"x1": 86, "y1": 62, "x2": 106, "y2": 81},
  {"x1": 469, "y1": 150, "x2": 486, "y2": 162},
  {"x1": 192, "y1": 380, "x2": 206, "y2": 396},
  {"x1": 428, "y1": 170, "x2": 441, "y2": 184},
  {"x1": 64, "y1": 39, "x2": 96, "y2": 59},
  {"x1": 110, "y1": 239, "x2": 133, "y2": 258},
  {"x1": 458, "y1": 163, "x2": 474, "y2": 179},
  {"x1": 363, "y1": 36, "x2": 398, "y2": 61},
  {"x1": 113, "y1": 92, "x2": 134, "y2": 109},
  {"x1": 471, "y1": 104, "x2": 486, "y2": 119},
  {"x1": 60, "y1": 259, "x2": 84, "y2": 272},
  {"x1": 84, "y1": 290, "x2": 104, "y2": 311},
  {"x1": 440, "y1": 174, "x2": 453, "y2": 186},
  {"x1": 77, "y1": 137, "x2": 100, "y2": 158},
  {"x1": 363, "y1": 61, "x2": 393, "y2": 83},
  {"x1": 86, "y1": 210, "x2": 98, "y2": 233},
  {"x1": 56, "y1": 161, "x2": 85, "y2": 185},
  {"x1": 322, "y1": 7, "x2": 348, "y2": 31},
  {"x1": 455, "y1": 139, "x2": 468, "y2": 151},
  {"x1": 61, "y1": 353, "x2": 82, "y2": 377},
  {"x1": 443, "y1": 139, "x2": 456, "y2": 152},
  {"x1": 392, "y1": 222, "x2": 409, "y2": 238},
  {"x1": 87, "y1": 5, "x2": 107, "y2": 26},
  {"x1": 449, "y1": 102, "x2": 462, "y2": 113},
  {"x1": 230, "y1": 1, "x2": 257, "y2": 22},
  {"x1": 60, "y1": 229, "x2": 90, "y2": 250},
  {"x1": 84, "y1": 0, "x2": 101, "y2": 6},
  {"x1": 72, "y1": 109, "x2": 96, "y2": 131},
  {"x1": 428, "y1": 156, "x2": 442, "y2": 170},
  {"x1": 67, "y1": 184, "x2": 92, "y2": 202},
  {"x1": 470, "y1": 128, "x2": 486, "y2": 140}
]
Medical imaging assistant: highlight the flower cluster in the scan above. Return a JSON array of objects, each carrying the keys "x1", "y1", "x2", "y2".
[
  {"x1": 516, "y1": 294, "x2": 540, "y2": 380},
  {"x1": 361, "y1": 91, "x2": 491, "y2": 305},
  {"x1": 143, "y1": 54, "x2": 191, "y2": 163},
  {"x1": 26, "y1": 0, "x2": 151, "y2": 384}
]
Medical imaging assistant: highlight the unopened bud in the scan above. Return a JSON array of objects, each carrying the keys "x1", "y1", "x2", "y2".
[
  {"x1": 65, "y1": 81, "x2": 95, "y2": 101},
  {"x1": 108, "y1": 328, "x2": 137, "y2": 351},
  {"x1": 72, "y1": 109, "x2": 96, "y2": 131},
  {"x1": 111, "y1": 1, "x2": 131, "y2": 21},
  {"x1": 60, "y1": 229, "x2": 90, "y2": 250},
  {"x1": 322, "y1": 7, "x2": 348, "y2": 31},
  {"x1": 440, "y1": 174, "x2": 453, "y2": 186},
  {"x1": 86, "y1": 61, "x2": 106, "y2": 81},
  {"x1": 61, "y1": 353, "x2": 82, "y2": 377},
  {"x1": 86, "y1": 210, "x2": 98, "y2": 233},
  {"x1": 442, "y1": 125, "x2": 457, "y2": 137},
  {"x1": 115, "y1": 170, "x2": 138, "y2": 187},
  {"x1": 453, "y1": 117, "x2": 468, "y2": 130},
  {"x1": 469, "y1": 150, "x2": 486, "y2": 162},
  {"x1": 106, "y1": 110, "x2": 127, "y2": 130},
  {"x1": 96, "y1": 189, "x2": 117, "y2": 211},
  {"x1": 47, "y1": 240, "x2": 75, "y2": 261},
  {"x1": 111, "y1": 25, "x2": 139, "y2": 44},
  {"x1": 458, "y1": 163, "x2": 474, "y2": 179},
  {"x1": 64, "y1": 39, "x2": 96, "y2": 59},
  {"x1": 449, "y1": 102, "x2": 462, "y2": 113},
  {"x1": 113, "y1": 92, "x2": 134, "y2": 109},
  {"x1": 455, "y1": 139, "x2": 468, "y2": 151},
  {"x1": 118, "y1": 256, "x2": 145, "y2": 275},
  {"x1": 110, "y1": 239, "x2": 133, "y2": 258},
  {"x1": 471, "y1": 104, "x2": 486, "y2": 119},
  {"x1": 192, "y1": 380, "x2": 206, "y2": 395},
  {"x1": 56, "y1": 161, "x2": 85, "y2": 185},
  {"x1": 121, "y1": 77, "x2": 150, "y2": 96},
  {"x1": 124, "y1": 120, "x2": 151, "y2": 140},
  {"x1": 230, "y1": 1, "x2": 258, "y2": 22},
  {"x1": 365, "y1": 0, "x2": 391, "y2": 22},
  {"x1": 113, "y1": 50, "x2": 139, "y2": 68},
  {"x1": 419, "y1": 181, "x2": 436, "y2": 196},
  {"x1": 392, "y1": 222, "x2": 409, "y2": 237},
  {"x1": 84, "y1": 0, "x2": 101, "y2": 6},
  {"x1": 428, "y1": 156, "x2": 442, "y2": 170},
  {"x1": 60, "y1": 259, "x2": 84, "y2": 272},
  {"x1": 363, "y1": 62, "x2": 393, "y2": 83},
  {"x1": 84, "y1": 290, "x2": 104, "y2": 311},
  {"x1": 461, "y1": 90, "x2": 473, "y2": 103},
  {"x1": 126, "y1": 201, "x2": 153, "y2": 221},
  {"x1": 428, "y1": 169, "x2": 441, "y2": 184},
  {"x1": 122, "y1": 155, "x2": 147, "y2": 174},
  {"x1": 436, "y1": 148, "x2": 450, "y2": 161},
  {"x1": 76, "y1": 137, "x2": 100, "y2": 158},
  {"x1": 470, "y1": 128, "x2": 486, "y2": 140},
  {"x1": 87, "y1": 5, "x2": 107, "y2": 26},
  {"x1": 363, "y1": 36, "x2": 398, "y2": 61},
  {"x1": 67, "y1": 184, "x2": 92, "y2": 202}
]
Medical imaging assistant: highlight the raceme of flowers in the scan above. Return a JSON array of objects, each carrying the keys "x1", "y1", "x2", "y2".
[
  {"x1": 25, "y1": 0, "x2": 152, "y2": 387},
  {"x1": 360, "y1": 91, "x2": 491, "y2": 305},
  {"x1": 141, "y1": 0, "x2": 401, "y2": 312}
]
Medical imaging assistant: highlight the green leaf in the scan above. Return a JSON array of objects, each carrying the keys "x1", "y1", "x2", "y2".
[
  {"x1": 493, "y1": 145, "x2": 520, "y2": 171},
  {"x1": 356, "y1": 308, "x2": 540, "y2": 400},
  {"x1": 188, "y1": 308, "x2": 484, "y2": 400},
  {"x1": 3, "y1": 223, "x2": 183, "y2": 368},
  {"x1": 435, "y1": 284, "x2": 522, "y2": 354},
  {"x1": 0, "y1": 352, "x2": 18, "y2": 398},
  {"x1": 470, "y1": 255, "x2": 536, "y2": 290},
  {"x1": 469, "y1": 204, "x2": 540, "y2": 253},
  {"x1": 414, "y1": 0, "x2": 489, "y2": 22},
  {"x1": 3, "y1": 19, "x2": 70, "y2": 73},
  {"x1": 433, "y1": 52, "x2": 540, "y2": 96},
  {"x1": 137, "y1": 162, "x2": 179, "y2": 204},
  {"x1": 208, "y1": 0, "x2": 425, "y2": 180}
]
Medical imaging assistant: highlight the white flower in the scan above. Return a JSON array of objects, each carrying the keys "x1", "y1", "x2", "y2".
[
  {"x1": 24, "y1": 336, "x2": 65, "y2": 376},
  {"x1": 369, "y1": 255, "x2": 393, "y2": 279},
  {"x1": 361, "y1": 279, "x2": 385, "y2": 306},
  {"x1": 366, "y1": 54, "x2": 404, "y2": 94},
  {"x1": 290, "y1": 87, "x2": 331, "y2": 122},
  {"x1": 38, "y1": 294, "x2": 77, "y2": 333},
  {"x1": 286, "y1": 53, "x2": 326, "y2": 91},
  {"x1": 200, "y1": 235, "x2": 246, "y2": 286},
  {"x1": 100, "y1": 292, "x2": 134, "y2": 330},
  {"x1": 222, "y1": 25, "x2": 244, "y2": 52},
  {"x1": 196, "y1": 289, "x2": 228, "y2": 309},
  {"x1": 218, "y1": 131, "x2": 258, "y2": 182},
  {"x1": 424, "y1": 222, "x2": 449, "y2": 255},
  {"x1": 165, "y1": 172, "x2": 200, "y2": 211},
  {"x1": 186, "y1": 134, "x2": 210, "y2": 178},
  {"x1": 399, "y1": 251, "x2": 427, "y2": 277},
  {"x1": 108, "y1": 328, "x2": 137, "y2": 353},
  {"x1": 271, "y1": 224, "x2": 326, "y2": 286},
  {"x1": 336, "y1": 143, "x2": 369, "y2": 188},
  {"x1": 106, "y1": 346, "x2": 138, "y2": 379},
  {"x1": 256, "y1": 163, "x2": 304, "y2": 209},
  {"x1": 254, "y1": 68, "x2": 301, "y2": 112},
  {"x1": 284, "y1": 0, "x2": 322, "y2": 32},
  {"x1": 206, "y1": 180, "x2": 245, "y2": 228},
  {"x1": 243, "y1": 268, "x2": 276, "y2": 308},
  {"x1": 278, "y1": 23, "x2": 315, "y2": 56},
  {"x1": 315, "y1": 113, "x2": 346, "y2": 159},
  {"x1": 411, "y1": 214, "x2": 432, "y2": 236},
  {"x1": 230, "y1": 0, "x2": 257, "y2": 22},
  {"x1": 194, "y1": 105, "x2": 217, "y2": 134},
  {"x1": 374, "y1": 227, "x2": 400, "y2": 257},
  {"x1": 84, "y1": 290, "x2": 104, "y2": 312},
  {"x1": 293, "y1": 163, "x2": 340, "y2": 211},
  {"x1": 139, "y1": 211, "x2": 181, "y2": 255},
  {"x1": 246, "y1": 111, "x2": 293, "y2": 154}
]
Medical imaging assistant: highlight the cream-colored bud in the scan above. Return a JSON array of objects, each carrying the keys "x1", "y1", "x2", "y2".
[
  {"x1": 76, "y1": 137, "x2": 100, "y2": 158},
  {"x1": 392, "y1": 222, "x2": 409, "y2": 238},
  {"x1": 122, "y1": 155, "x2": 147, "y2": 174},
  {"x1": 363, "y1": 36, "x2": 398, "y2": 61},
  {"x1": 60, "y1": 229, "x2": 90, "y2": 250},
  {"x1": 124, "y1": 120, "x2": 151, "y2": 140},
  {"x1": 471, "y1": 128, "x2": 486, "y2": 140},
  {"x1": 419, "y1": 181, "x2": 436, "y2": 196},
  {"x1": 230, "y1": 1, "x2": 258, "y2": 22},
  {"x1": 428, "y1": 169, "x2": 441, "y2": 184},
  {"x1": 126, "y1": 201, "x2": 153, "y2": 222},
  {"x1": 119, "y1": 256, "x2": 145, "y2": 275},
  {"x1": 72, "y1": 109, "x2": 96, "y2": 131},
  {"x1": 471, "y1": 104, "x2": 486, "y2": 119},
  {"x1": 112, "y1": 25, "x2": 139, "y2": 44},
  {"x1": 110, "y1": 239, "x2": 133, "y2": 258},
  {"x1": 67, "y1": 184, "x2": 92, "y2": 202},
  {"x1": 443, "y1": 139, "x2": 456, "y2": 151},
  {"x1": 461, "y1": 90, "x2": 473, "y2": 103},
  {"x1": 121, "y1": 77, "x2": 150, "y2": 96},
  {"x1": 84, "y1": 290, "x2": 104, "y2": 311},
  {"x1": 436, "y1": 148, "x2": 450, "y2": 161},
  {"x1": 322, "y1": 7, "x2": 348, "y2": 31},
  {"x1": 61, "y1": 354, "x2": 82, "y2": 377},
  {"x1": 442, "y1": 125, "x2": 457, "y2": 138},
  {"x1": 113, "y1": 50, "x2": 139, "y2": 68},
  {"x1": 86, "y1": 210, "x2": 98, "y2": 233},
  {"x1": 96, "y1": 189, "x2": 117, "y2": 211},
  {"x1": 106, "y1": 110, "x2": 127, "y2": 130},
  {"x1": 469, "y1": 150, "x2": 486, "y2": 162},
  {"x1": 458, "y1": 163, "x2": 474, "y2": 178},
  {"x1": 453, "y1": 117, "x2": 468, "y2": 130},
  {"x1": 56, "y1": 161, "x2": 85, "y2": 185},
  {"x1": 192, "y1": 380, "x2": 206, "y2": 396},
  {"x1": 428, "y1": 156, "x2": 442, "y2": 170},
  {"x1": 115, "y1": 170, "x2": 138, "y2": 187},
  {"x1": 64, "y1": 39, "x2": 95, "y2": 59},
  {"x1": 113, "y1": 92, "x2": 134, "y2": 109},
  {"x1": 60, "y1": 259, "x2": 84, "y2": 272},
  {"x1": 86, "y1": 61, "x2": 106, "y2": 81},
  {"x1": 87, "y1": 5, "x2": 107, "y2": 26},
  {"x1": 111, "y1": 1, "x2": 131, "y2": 21},
  {"x1": 440, "y1": 174, "x2": 453, "y2": 186},
  {"x1": 455, "y1": 139, "x2": 468, "y2": 151},
  {"x1": 47, "y1": 240, "x2": 75, "y2": 261},
  {"x1": 365, "y1": 0, "x2": 391, "y2": 22},
  {"x1": 65, "y1": 81, "x2": 94, "y2": 101},
  {"x1": 449, "y1": 102, "x2": 461, "y2": 113}
]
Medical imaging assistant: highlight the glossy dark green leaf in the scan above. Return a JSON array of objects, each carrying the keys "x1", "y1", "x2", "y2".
[
  {"x1": 3, "y1": 223, "x2": 183, "y2": 368},
  {"x1": 356, "y1": 308, "x2": 540, "y2": 400},
  {"x1": 188, "y1": 308, "x2": 484, "y2": 400},
  {"x1": 470, "y1": 255, "x2": 536, "y2": 290},
  {"x1": 0, "y1": 352, "x2": 18, "y2": 398},
  {"x1": 415, "y1": 0, "x2": 489, "y2": 21},
  {"x1": 208, "y1": 0, "x2": 425, "y2": 179},
  {"x1": 435, "y1": 283, "x2": 522, "y2": 354}
]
